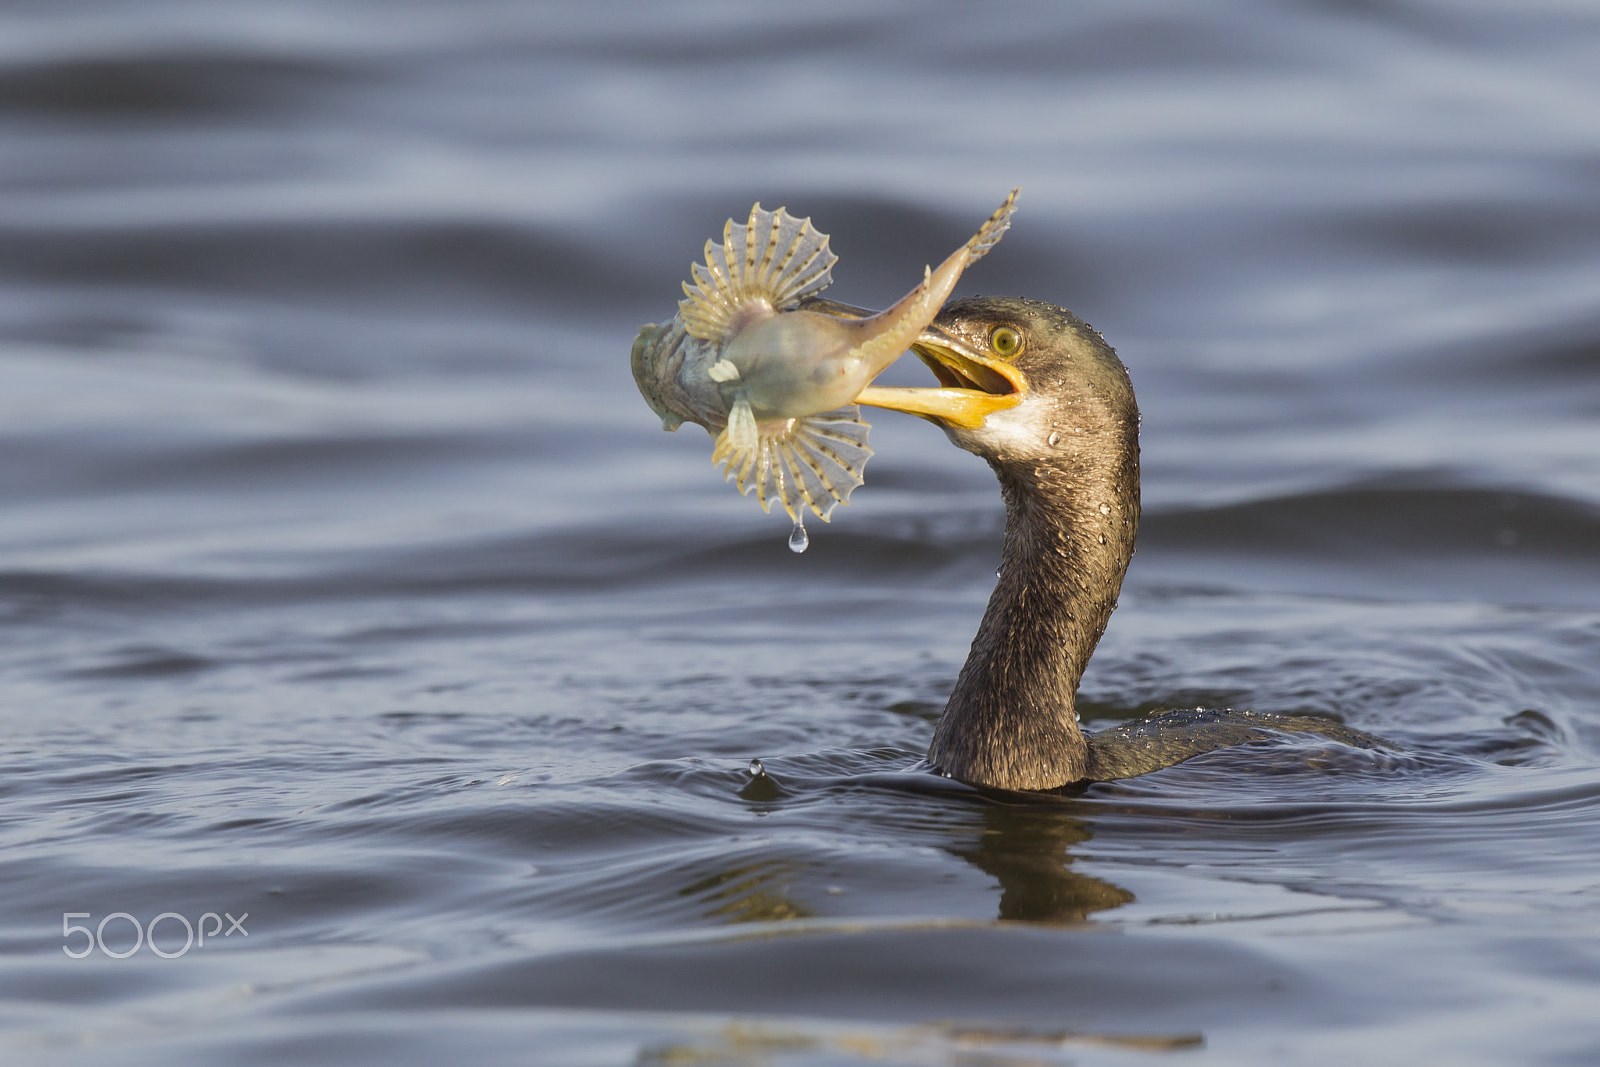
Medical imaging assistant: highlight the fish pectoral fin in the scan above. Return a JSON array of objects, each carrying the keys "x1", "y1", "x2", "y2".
[
  {"x1": 714, "y1": 406, "x2": 873, "y2": 522},
  {"x1": 711, "y1": 396, "x2": 760, "y2": 492},
  {"x1": 678, "y1": 204, "x2": 839, "y2": 343},
  {"x1": 725, "y1": 396, "x2": 759, "y2": 453}
]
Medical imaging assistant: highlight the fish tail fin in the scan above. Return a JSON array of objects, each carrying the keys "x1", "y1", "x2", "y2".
[
  {"x1": 714, "y1": 406, "x2": 872, "y2": 521},
  {"x1": 679, "y1": 205, "x2": 839, "y2": 342},
  {"x1": 963, "y1": 186, "x2": 1019, "y2": 263},
  {"x1": 844, "y1": 188, "x2": 1020, "y2": 373}
]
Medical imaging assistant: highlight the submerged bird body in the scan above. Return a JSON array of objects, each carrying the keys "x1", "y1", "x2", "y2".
[
  {"x1": 632, "y1": 191, "x2": 1018, "y2": 522},
  {"x1": 857, "y1": 296, "x2": 1383, "y2": 790}
]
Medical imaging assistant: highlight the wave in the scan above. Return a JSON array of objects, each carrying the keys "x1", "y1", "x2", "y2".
[
  {"x1": 0, "y1": 51, "x2": 358, "y2": 119},
  {"x1": 0, "y1": 218, "x2": 664, "y2": 315},
  {"x1": 1141, "y1": 482, "x2": 1600, "y2": 561}
]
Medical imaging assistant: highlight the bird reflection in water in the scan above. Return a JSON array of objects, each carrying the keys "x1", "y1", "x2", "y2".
[
  {"x1": 950, "y1": 797, "x2": 1132, "y2": 923},
  {"x1": 704, "y1": 760, "x2": 1131, "y2": 926}
]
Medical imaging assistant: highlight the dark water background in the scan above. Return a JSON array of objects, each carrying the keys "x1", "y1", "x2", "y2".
[{"x1": 3, "y1": 1, "x2": 1599, "y2": 1063}]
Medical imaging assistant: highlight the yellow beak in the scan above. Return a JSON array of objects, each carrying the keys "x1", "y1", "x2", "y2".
[{"x1": 854, "y1": 322, "x2": 1027, "y2": 429}]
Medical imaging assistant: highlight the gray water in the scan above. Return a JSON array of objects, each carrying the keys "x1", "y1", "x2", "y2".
[{"x1": 3, "y1": 2, "x2": 1599, "y2": 1064}]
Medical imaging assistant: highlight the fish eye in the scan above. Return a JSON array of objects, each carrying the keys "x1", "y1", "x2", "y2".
[{"x1": 989, "y1": 325, "x2": 1023, "y2": 358}]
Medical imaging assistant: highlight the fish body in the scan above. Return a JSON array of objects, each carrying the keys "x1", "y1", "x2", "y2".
[
  {"x1": 719, "y1": 309, "x2": 873, "y2": 419},
  {"x1": 632, "y1": 189, "x2": 1018, "y2": 521}
]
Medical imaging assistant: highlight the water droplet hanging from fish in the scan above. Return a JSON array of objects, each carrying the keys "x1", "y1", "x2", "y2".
[{"x1": 630, "y1": 190, "x2": 1021, "y2": 538}]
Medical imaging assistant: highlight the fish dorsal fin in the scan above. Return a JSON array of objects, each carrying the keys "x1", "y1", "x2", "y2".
[
  {"x1": 710, "y1": 406, "x2": 872, "y2": 521},
  {"x1": 679, "y1": 205, "x2": 838, "y2": 343}
]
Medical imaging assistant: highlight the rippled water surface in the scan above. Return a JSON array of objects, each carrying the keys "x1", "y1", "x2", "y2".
[{"x1": 3, "y1": 2, "x2": 1599, "y2": 1063}]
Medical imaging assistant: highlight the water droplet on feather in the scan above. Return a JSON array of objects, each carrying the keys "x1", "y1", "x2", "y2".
[{"x1": 788, "y1": 520, "x2": 809, "y2": 553}]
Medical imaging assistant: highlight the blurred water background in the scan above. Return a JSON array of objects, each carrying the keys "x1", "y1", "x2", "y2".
[{"x1": 2, "y1": 1, "x2": 1598, "y2": 1063}]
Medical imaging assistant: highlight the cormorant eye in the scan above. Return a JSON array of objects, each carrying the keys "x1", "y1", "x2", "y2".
[{"x1": 989, "y1": 325, "x2": 1023, "y2": 358}]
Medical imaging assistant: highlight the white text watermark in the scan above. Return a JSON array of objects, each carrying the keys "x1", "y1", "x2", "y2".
[{"x1": 62, "y1": 911, "x2": 248, "y2": 958}]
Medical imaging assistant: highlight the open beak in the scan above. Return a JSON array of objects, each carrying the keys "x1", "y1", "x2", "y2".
[{"x1": 854, "y1": 321, "x2": 1027, "y2": 430}]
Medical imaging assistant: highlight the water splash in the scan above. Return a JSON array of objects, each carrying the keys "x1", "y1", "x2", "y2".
[
  {"x1": 748, "y1": 758, "x2": 766, "y2": 777},
  {"x1": 788, "y1": 520, "x2": 809, "y2": 553}
]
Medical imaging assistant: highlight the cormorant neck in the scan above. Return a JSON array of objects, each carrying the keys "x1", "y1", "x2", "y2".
[{"x1": 927, "y1": 401, "x2": 1140, "y2": 790}]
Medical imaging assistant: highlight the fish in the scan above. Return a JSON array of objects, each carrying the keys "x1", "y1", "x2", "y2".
[{"x1": 631, "y1": 189, "x2": 1018, "y2": 522}]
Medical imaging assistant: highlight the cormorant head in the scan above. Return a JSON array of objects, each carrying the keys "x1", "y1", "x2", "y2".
[{"x1": 855, "y1": 295, "x2": 1138, "y2": 467}]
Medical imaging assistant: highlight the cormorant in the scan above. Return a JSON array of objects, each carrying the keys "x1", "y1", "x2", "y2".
[{"x1": 853, "y1": 295, "x2": 1379, "y2": 791}]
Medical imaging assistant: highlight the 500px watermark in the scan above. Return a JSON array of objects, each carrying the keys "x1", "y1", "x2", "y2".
[{"x1": 62, "y1": 911, "x2": 248, "y2": 959}]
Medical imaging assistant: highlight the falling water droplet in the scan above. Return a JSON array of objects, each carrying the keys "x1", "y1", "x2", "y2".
[
  {"x1": 1047, "y1": 430, "x2": 1061, "y2": 447},
  {"x1": 788, "y1": 520, "x2": 809, "y2": 553},
  {"x1": 748, "y1": 758, "x2": 765, "y2": 777}
]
